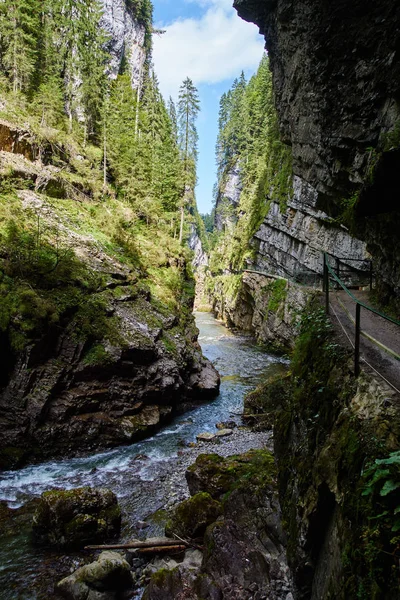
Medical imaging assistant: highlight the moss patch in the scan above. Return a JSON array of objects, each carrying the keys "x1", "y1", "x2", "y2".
[
  {"x1": 186, "y1": 449, "x2": 276, "y2": 502},
  {"x1": 165, "y1": 492, "x2": 222, "y2": 540}
]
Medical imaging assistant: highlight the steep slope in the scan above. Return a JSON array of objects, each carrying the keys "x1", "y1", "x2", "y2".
[{"x1": 0, "y1": 121, "x2": 218, "y2": 470}]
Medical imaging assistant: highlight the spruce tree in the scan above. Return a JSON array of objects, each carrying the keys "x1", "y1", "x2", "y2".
[
  {"x1": 0, "y1": 0, "x2": 40, "y2": 93},
  {"x1": 177, "y1": 77, "x2": 200, "y2": 243}
]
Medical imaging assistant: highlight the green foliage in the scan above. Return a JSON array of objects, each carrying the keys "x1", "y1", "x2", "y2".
[
  {"x1": 0, "y1": 218, "x2": 113, "y2": 351},
  {"x1": 266, "y1": 278, "x2": 288, "y2": 314},
  {"x1": 334, "y1": 192, "x2": 359, "y2": 230},
  {"x1": 177, "y1": 77, "x2": 201, "y2": 243},
  {"x1": 363, "y1": 450, "x2": 400, "y2": 532},
  {"x1": 382, "y1": 119, "x2": 400, "y2": 151}
]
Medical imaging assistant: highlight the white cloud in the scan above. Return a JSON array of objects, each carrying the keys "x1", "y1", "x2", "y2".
[{"x1": 152, "y1": 3, "x2": 265, "y2": 99}]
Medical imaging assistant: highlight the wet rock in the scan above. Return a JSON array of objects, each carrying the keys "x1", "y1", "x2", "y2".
[
  {"x1": 32, "y1": 487, "x2": 121, "y2": 549},
  {"x1": 57, "y1": 551, "x2": 132, "y2": 600},
  {"x1": 196, "y1": 432, "x2": 216, "y2": 442},
  {"x1": 214, "y1": 429, "x2": 233, "y2": 438},
  {"x1": 188, "y1": 361, "x2": 220, "y2": 400},
  {"x1": 165, "y1": 492, "x2": 222, "y2": 540},
  {"x1": 216, "y1": 421, "x2": 236, "y2": 430}
]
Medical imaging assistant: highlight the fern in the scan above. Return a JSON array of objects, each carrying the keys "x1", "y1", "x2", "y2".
[{"x1": 363, "y1": 450, "x2": 400, "y2": 531}]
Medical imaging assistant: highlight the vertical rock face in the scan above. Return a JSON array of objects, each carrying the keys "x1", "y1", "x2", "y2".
[
  {"x1": 215, "y1": 163, "x2": 242, "y2": 232},
  {"x1": 100, "y1": 0, "x2": 147, "y2": 88},
  {"x1": 253, "y1": 176, "x2": 368, "y2": 280},
  {"x1": 234, "y1": 0, "x2": 400, "y2": 300},
  {"x1": 189, "y1": 225, "x2": 208, "y2": 269}
]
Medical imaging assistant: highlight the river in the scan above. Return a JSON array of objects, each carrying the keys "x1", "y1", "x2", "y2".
[{"x1": 0, "y1": 312, "x2": 288, "y2": 599}]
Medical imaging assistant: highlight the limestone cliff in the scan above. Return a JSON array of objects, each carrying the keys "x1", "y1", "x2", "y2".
[
  {"x1": 211, "y1": 271, "x2": 313, "y2": 352},
  {"x1": 100, "y1": 0, "x2": 148, "y2": 88},
  {"x1": 214, "y1": 163, "x2": 241, "y2": 233},
  {"x1": 234, "y1": 0, "x2": 400, "y2": 302}
]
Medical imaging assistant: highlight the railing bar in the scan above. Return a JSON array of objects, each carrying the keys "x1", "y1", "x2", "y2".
[
  {"x1": 334, "y1": 293, "x2": 400, "y2": 361},
  {"x1": 325, "y1": 254, "x2": 400, "y2": 326}
]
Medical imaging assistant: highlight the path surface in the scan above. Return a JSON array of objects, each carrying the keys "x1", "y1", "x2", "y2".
[{"x1": 329, "y1": 290, "x2": 400, "y2": 394}]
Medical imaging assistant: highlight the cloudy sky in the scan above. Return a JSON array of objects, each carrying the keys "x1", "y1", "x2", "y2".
[{"x1": 152, "y1": 0, "x2": 265, "y2": 213}]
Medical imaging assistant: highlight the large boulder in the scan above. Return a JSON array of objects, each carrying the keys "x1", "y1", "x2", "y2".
[
  {"x1": 57, "y1": 551, "x2": 132, "y2": 600},
  {"x1": 32, "y1": 487, "x2": 121, "y2": 549},
  {"x1": 165, "y1": 492, "x2": 222, "y2": 540}
]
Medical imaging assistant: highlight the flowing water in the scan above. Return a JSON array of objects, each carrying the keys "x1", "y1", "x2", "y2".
[{"x1": 0, "y1": 312, "x2": 288, "y2": 599}]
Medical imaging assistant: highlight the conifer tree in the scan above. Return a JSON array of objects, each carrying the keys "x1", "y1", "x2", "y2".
[
  {"x1": 177, "y1": 77, "x2": 200, "y2": 243},
  {"x1": 0, "y1": 0, "x2": 39, "y2": 93}
]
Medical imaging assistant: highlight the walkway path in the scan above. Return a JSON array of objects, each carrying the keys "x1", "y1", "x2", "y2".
[{"x1": 330, "y1": 290, "x2": 400, "y2": 394}]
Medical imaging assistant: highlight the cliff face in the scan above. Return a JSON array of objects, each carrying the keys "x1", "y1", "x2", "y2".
[
  {"x1": 0, "y1": 126, "x2": 219, "y2": 470},
  {"x1": 100, "y1": 0, "x2": 148, "y2": 88},
  {"x1": 253, "y1": 176, "x2": 368, "y2": 280},
  {"x1": 214, "y1": 163, "x2": 241, "y2": 232},
  {"x1": 234, "y1": 0, "x2": 400, "y2": 300}
]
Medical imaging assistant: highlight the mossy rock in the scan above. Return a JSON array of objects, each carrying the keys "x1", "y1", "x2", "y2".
[
  {"x1": 142, "y1": 567, "x2": 186, "y2": 600},
  {"x1": 165, "y1": 492, "x2": 222, "y2": 540},
  {"x1": 186, "y1": 450, "x2": 276, "y2": 501},
  {"x1": 57, "y1": 550, "x2": 132, "y2": 597},
  {"x1": 32, "y1": 486, "x2": 121, "y2": 549}
]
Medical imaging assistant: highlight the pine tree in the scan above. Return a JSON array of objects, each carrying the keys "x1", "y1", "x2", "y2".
[
  {"x1": 177, "y1": 77, "x2": 200, "y2": 243},
  {"x1": 0, "y1": 0, "x2": 40, "y2": 93},
  {"x1": 167, "y1": 97, "x2": 178, "y2": 143}
]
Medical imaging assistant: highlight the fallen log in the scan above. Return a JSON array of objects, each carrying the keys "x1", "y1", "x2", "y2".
[{"x1": 85, "y1": 537, "x2": 202, "y2": 552}]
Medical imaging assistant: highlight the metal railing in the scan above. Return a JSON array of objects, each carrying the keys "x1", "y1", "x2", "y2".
[{"x1": 323, "y1": 253, "x2": 400, "y2": 376}]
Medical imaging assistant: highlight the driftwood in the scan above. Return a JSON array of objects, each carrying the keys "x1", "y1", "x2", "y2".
[{"x1": 85, "y1": 536, "x2": 203, "y2": 552}]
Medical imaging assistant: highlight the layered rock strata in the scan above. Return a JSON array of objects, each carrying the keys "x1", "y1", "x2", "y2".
[
  {"x1": 252, "y1": 176, "x2": 369, "y2": 281},
  {"x1": 0, "y1": 128, "x2": 219, "y2": 470}
]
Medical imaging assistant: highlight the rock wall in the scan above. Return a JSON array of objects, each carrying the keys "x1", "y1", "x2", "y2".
[
  {"x1": 188, "y1": 225, "x2": 208, "y2": 270},
  {"x1": 100, "y1": 0, "x2": 147, "y2": 88},
  {"x1": 0, "y1": 124, "x2": 219, "y2": 471},
  {"x1": 234, "y1": 0, "x2": 400, "y2": 302},
  {"x1": 211, "y1": 271, "x2": 313, "y2": 351},
  {"x1": 214, "y1": 163, "x2": 242, "y2": 232},
  {"x1": 253, "y1": 176, "x2": 369, "y2": 281},
  {"x1": 271, "y1": 301, "x2": 400, "y2": 599}
]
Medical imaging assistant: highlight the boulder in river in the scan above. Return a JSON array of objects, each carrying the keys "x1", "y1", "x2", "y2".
[
  {"x1": 32, "y1": 487, "x2": 121, "y2": 549},
  {"x1": 57, "y1": 550, "x2": 132, "y2": 599},
  {"x1": 196, "y1": 432, "x2": 216, "y2": 442}
]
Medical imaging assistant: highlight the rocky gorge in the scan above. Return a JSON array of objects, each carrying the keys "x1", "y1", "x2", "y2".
[{"x1": 1, "y1": 0, "x2": 400, "y2": 599}]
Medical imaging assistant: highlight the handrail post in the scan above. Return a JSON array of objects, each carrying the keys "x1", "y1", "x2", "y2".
[
  {"x1": 354, "y1": 303, "x2": 361, "y2": 376},
  {"x1": 335, "y1": 257, "x2": 340, "y2": 290},
  {"x1": 369, "y1": 261, "x2": 373, "y2": 292},
  {"x1": 324, "y1": 254, "x2": 329, "y2": 314}
]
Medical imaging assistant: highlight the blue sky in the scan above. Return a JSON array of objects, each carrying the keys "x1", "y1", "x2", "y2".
[{"x1": 152, "y1": 0, "x2": 265, "y2": 214}]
